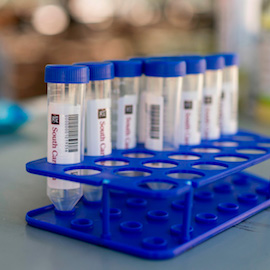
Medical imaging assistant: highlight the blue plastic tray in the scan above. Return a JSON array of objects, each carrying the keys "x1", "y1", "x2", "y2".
[
  {"x1": 26, "y1": 172, "x2": 270, "y2": 259},
  {"x1": 25, "y1": 130, "x2": 270, "y2": 259}
]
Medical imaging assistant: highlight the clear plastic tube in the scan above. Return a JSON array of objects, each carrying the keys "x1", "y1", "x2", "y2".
[
  {"x1": 201, "y1": 70, "x2": 222, "y2": 140},
  {"x1": 144, "y1": 76, "x2": 182, "y2": 151},
  {"x1": 178, "y1": 74, "x2": 203, "y2": 145},
  {"x1": 111, "y1": 77, "x2": 139, "y2": 149},
  {"x1": 47, "y1": 83, "x2": 85, "y2": 211},
  {"x1": 84, "y1": 79, "x2": 112, "y2": 202},
  {"x1": 220, "y1": 65, "x2": 238, "y2": 135}
]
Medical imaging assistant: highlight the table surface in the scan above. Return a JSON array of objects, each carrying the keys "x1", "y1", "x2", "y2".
[{"x1": 1, "y1": 97, "x2": 270, "y2": 270}]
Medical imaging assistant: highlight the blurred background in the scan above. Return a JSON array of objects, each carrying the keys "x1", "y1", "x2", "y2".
[{"x1": 0, "y1": 0, "x2": 270, "y2": 123}]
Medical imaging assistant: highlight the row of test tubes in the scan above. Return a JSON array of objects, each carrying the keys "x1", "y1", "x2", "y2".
[{"x1": 44, "y1": 53, "x2": 239, "y2": 212}]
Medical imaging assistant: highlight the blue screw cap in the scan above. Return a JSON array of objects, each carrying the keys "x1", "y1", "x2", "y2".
[
  {"x1": 109, "y1": 60, "x2": 142, "y2": 78},
  {"x1": 144, "y1": 59, "x2": 186, "y2": 77},
  {"x1": 204, "y1": 55, "x2": 225, "y2": 70},
  {"x1": 73, "y1": 62, "x2": 114, "y2": 81},
  {"x1": 45, "y1": 65, "x2": 89, "y2": 84},
  {"x1": 219, "y1": 53, "x2": 239, "y2": 66}
]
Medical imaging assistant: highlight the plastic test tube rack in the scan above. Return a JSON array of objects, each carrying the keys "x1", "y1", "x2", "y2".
[{"x1": 25, "y1": 130, "x2": 270, "y2": 260}]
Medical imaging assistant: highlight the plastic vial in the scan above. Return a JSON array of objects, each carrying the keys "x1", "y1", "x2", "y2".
[
  {"x1": 201, "y1": 55, "x2": 225, "y2": 140},
  {"x1": 144, "y1": 59, "x2": 186, "y2": 151},
  {"x1": 129, "y1": 57, "x2": 148, "y2": 144},
  {"x1": 219, "y1": 53, "x2": 239, "y2": 135},
  {"x1": 110, "y1": 60, "x2": 142, "y2": 149},
  {"x1": 177, "y1": 57, "x2": 206, "y2": 145},
  {"x1": 75, "y1": 62, "x2": 114, "y2": 202},
  {"x1": 45, "y1": 65, "x2": 89, "y2": 211}
]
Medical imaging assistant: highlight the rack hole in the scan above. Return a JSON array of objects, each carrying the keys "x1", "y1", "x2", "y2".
[
  {"x1": 167, "y1": 171, "x2": 203, "y2": 180},
  {"x1": 170, "y1": 224, "x2": 193, "y2": 236},
  {"x1": 238, "y1": 193, "x2": 258, "y2": 204},
  {"x1": 171, "y1": 200, "x2": 185, "y2": 210},
  {"x1": 126, "y1": 198, "x2": 147, "y2": 208},
  {"x1": 236, "y1": 148, "x2": 266, "y2": 155},
  {"x1": 65, "y1": 168, "x2": 101, "y2": 176},
  {"x1": 192, "y1": 163, "x2": 227, "y2": 170},
  {"x1": 95, "y1": 160, "x2": 128, "y2": 166},
  {"x1": 192, "y1": 147, "x2": 220, "y2": 153},
  {"x1": 214, "y1": 183, "x2": 232, "y2": 193},
  {"x1": 147, "y1": 210, "x2": 169, "y2": 221},
  {"x1": 217, "y1": 203, "x2": 239, "y2": 213},
  {"x1": 213, "y1": 141, "x2": 239, "y2": 147},
  {"x1": 116, "y1": 169, "x2": 151, "y2": 177},
  {"x1": 100, "y1": 208, "x2": 122, "y2": 219},
  {"x1": 215, "y1": 155, "x2": 248, "y2": 162},
  {"x1": 120, "y1": 221, "x2": 143, "y2": 233},
  {"x1": 123, "y1": 152, "x2": 154, "y2": 158},
  {"x1": 142, "y1": 237, "x2": 168, "y2": 250},
  {"x1": 70, "y1": 218, "x2": 93, "y2": 230},
  {"x1": 195, "y1": 213, "x2": 218, "y2": 224},
  {"x1": 256, "y1": 186, "x2": 269, "y2": 196},
  {"x1": 143, "y1": 161, "x2": 177, "y2": 168},
  {"x1": 233, "y1": 135, "x2": 255, "y2": 141},
  {"x1": 194, "y1": 191, "x2": 214, "y2": 201},
  {"x1": 257, "y1": 142, "x2": 270, "y2": 148},
  {"x1": 168, "y1": 154, "x2": 200, "y2": 160}
]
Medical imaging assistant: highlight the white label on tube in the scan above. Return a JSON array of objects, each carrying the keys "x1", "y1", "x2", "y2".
[
  {"x1": 86, "y1": 98, "x2": 112, "y2": 156},
  {"x1": 220, "y1": 82, "x2": 238, "y2": 134},
  {"x1": 116, "y1": 95, "x2": 138, "y2": 149},
  {"x1": 138, "y1": 91, "x2": 147, "y2": 143},
  {"x1": 145, "y1": 94, "x2": 164, "y2": 151},
  {"x1": 201, "y1": 87, "x2": 221, "y2": 140},
  {"x1": 179, "y1": 91, "x2": 201, "y2": 145},
  {"x1": 47, "y1": 103, "x2": 81, "y2": 189}
]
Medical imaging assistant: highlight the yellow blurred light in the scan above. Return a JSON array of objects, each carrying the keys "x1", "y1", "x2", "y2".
[{"x1": 32, "y1": 5, "x2": 69, "y2": 36}]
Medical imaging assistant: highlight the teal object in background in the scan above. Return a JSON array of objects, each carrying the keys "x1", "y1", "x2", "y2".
[{"x1": 0, "y1": 100, "x2": 29, "y2": 133}]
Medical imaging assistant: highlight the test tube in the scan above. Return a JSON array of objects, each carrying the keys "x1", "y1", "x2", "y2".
[
  {"x1": 45, "y1": 65, "x2": 88, "y2": 211},
  {"x1": 219, "y1": 53, "x2": 239, "y2": 135},
  {"x1": 144, "y1": 59, "x2": 186, "y2": 151},
  {"x1": 129, "y1": 57, "x2": 148, "y2": 144},
  {"x1": 74, "y1": 62, "x2": 114, "y2": 202},
  {"x1": 201, "y1": 55, "x2": 225, "y2": 140},
  {"x1": 110, "y1": 60, "x2": 142, "y2": 149},
  {"x1": 177, "y1": 56, "x2": 206, "y2": 145}
]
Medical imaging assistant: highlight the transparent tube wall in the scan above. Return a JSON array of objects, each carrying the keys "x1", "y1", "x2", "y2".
[
  {"x1": 221, "y1": 66, "x2": 238, "y2": 135},
  {"x1": 111, "y1": 77, "x2": 139, "y2": 149},
  {"x1": 47, "y1": 83, "x2": 85, "y2": 211},
  {"x1": 84, "y1": 79, "x2": 112, "y2": 202},
  {"x1": 201, "y1": 70, "x2": 222, "y2": 140},
  {"x1": 178, "y1": 74, "x2": 203, "y2": 145},
  {"x1": 137, "y1": 74, "x2": 147, "y2": 143},
  {"x1": 145, "y1": 76, "x2": 182, "y2": 151}
]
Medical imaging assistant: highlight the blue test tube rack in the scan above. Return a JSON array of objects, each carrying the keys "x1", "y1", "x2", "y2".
[{"x1": 25, "y1": 130, "x2": 270, "y2": 260}]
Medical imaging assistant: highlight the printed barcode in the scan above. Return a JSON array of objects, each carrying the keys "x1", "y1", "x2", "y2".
[
  {"x1": 150, "y1": 104, "x2": 160, "y2": 139},
  {"x1": 65, "y1": 114, "x2": 79, "y2": 153}
]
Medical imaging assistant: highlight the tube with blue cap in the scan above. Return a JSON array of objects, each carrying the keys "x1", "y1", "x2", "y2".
[
  {"x1": 144, "y1": 59, "x2": 186, "y2": 151},
  {"x1": 177, "y1": 56, "x2": 206, "y2": 145},
  {"x1": 45, "y1": 65, "x2": 89, "y2": 211},
  {"x1": 219, "y1": 53, "x2": 239, "y2": 135},
  {"x1": 110, "y1": 60, "x2": 142, "y2": 149},
  {"x1": 74, "y1": 62, "x2": 114, "y2": 202},
  {"x1": 202, "y1": 55, "x2": 225, "y2": 140}
]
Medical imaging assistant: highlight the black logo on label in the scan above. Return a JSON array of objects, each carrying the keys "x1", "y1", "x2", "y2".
[
  {"x1": 184, "y1": 101, "x2": 192, "y2": 109},
  {"x1": 221, "y1": 92, "x2": 225, "y2": 99},
  {"x1": 51, "y1": 114, "x2": 60, "y2": 125},
  {"x1": 125, "y1": 105, "x2": 133, "y2": 114},
  {"x1": 204, "y1": 96, "x2": 212, "y2": 104},
  {"x1": 98, "y1": 109, "x2": 107, "y2": 119}
]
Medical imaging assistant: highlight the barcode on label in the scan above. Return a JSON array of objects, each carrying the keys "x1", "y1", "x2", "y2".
[
  {"x1": 65, "y1": 114, "x2": 79, "y2": 153},
  {"x1": 150, "y1": 104, "x2": 160, "y2": 139}
]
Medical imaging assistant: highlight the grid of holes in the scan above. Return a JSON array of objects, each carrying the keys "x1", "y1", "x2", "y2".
[
  {"x1": 68, "y1": 175, "x2": 268, "y2": 250},
  {"x1": 62, "y1": 133, "x2": 270, "y2": 191}
]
